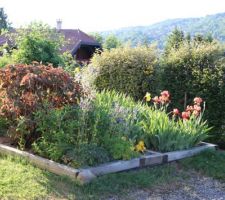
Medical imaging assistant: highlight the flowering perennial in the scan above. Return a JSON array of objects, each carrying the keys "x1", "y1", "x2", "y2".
[{"x1": 144, "y1": 91, "x2": 204, "y2": 121}]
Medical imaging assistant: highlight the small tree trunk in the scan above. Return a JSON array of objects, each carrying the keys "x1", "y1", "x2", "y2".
[{"x1": 184, "y1": 92, "x2": 187, "y2": 110}]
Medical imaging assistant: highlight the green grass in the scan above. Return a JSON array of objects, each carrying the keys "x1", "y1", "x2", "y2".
[
  {"x1": 0, "y1": 150, "x2": 224, "y2": 200},
  {"x1": 0, "y1": 154, "x2": 178, "y2": 200},
  {"x1": 180, "y1": 149, "x2": 225, "y2": 181}
]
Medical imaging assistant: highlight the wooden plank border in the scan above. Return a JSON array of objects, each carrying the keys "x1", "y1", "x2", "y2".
[
  {"x1": 164, "y1": 142, "x2": 217, "y2": 162},
  {"x1": 0, "y1": 142, "x2": 217, "y2": 184}
]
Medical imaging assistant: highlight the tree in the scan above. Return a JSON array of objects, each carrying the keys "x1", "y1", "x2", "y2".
[
  {"x1": 103, "y1": 34, "x2": 121, "y2": 50},
  {"x1": 12, "y1": 22, "x2": 64, "y2": 66},
  {"x1": 0, "y1": 8, "x2": 10, "y2": 32},
  {"x1": 89, "y1": 32, "x2": 104, "y2": 45},
  {"x1": 164, "y1": 28, "x2": 185, "y2": 53}
]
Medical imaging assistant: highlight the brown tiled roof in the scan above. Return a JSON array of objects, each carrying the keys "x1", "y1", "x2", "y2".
[
  {"x1": 0, "y1": 29, "x2": 101, "y2": 55},
  {"x1": 60, "y1": 29, "x2": 100, "y2": 52}
]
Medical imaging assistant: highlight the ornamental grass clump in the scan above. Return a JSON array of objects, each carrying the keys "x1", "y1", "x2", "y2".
[{"x1": 141, "y1": 91, "x2": 211, "y2": 152}]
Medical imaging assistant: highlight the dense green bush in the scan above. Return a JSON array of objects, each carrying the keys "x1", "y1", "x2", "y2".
[
  {"x1": 160, "y1": 30, "x2": 225, "y2": 145},
  {"x1": 86, "y1": 45, "x2": 158, "y2": 100},
  {"x1": 33, "y1": 105, "x2": 112, "y2": 166}
]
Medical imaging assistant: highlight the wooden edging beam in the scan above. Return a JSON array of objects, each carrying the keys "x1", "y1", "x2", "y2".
[{"x1": 0, "y1": 142, "x2": 217, "y2": 184}]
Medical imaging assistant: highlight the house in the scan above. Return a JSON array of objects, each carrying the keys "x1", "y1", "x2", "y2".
[
  {"x1": 59, "y1": 29, "x2": 101, "y2": 63},
  {"x1": 0, "y1": 20, "x2": 101, "y2": 63},
  {"x1": 57, "y1": 20, "x2": 101, "y2": 63}
]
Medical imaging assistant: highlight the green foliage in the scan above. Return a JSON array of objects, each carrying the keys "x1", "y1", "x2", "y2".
[
  {"x1": 95, "y1": 91, "x2": 210, "y2": 153},
  {"x1": 103, "y1": 34, "x2": 122, "y2": 50},
  {"x1": 32, "y1": 89, "x2": 210, "y2": 162},
  {"x1": 139, "y1": 106, "x2": 210, "y2": 152},
  {"x1": 102, "y1": 135, "x2": 138, "y2": 160},
  {"x1": 33, "y1": 91, "x2": 141, "y2": 163},
  {"x1": 66, "y1": 143, "x2": 110, "y2": 167},
  {"x1": 33, "y1": 105, "x2": 88, "y2": 162},
  {"x1": 89, "y1": 32, "x2": 104, "y2": 45},
  {"x1": 165, "y1": 28, "x2": 185, "y2": 52},
  {"x1": 0, "y1": 117, "x2": 9, "y2": 136},
  {"x1": 0, "y1": 53, "x2": 12, "y2": 67},
  {"x1": 89, "y1": 45, "x2": 158, "y2": 100},
  {"x1": 11, "y1": 22, "x2": 64, "y2": 66},
  {"x1": 161, "y1": 31, "x2": 225, "y2": 145},
  {"x1": 0, "y1": 8, "x2": 10, "y2": 32},
  {"x1": 60, "y1": 51, "x2": 80, "y2": 75}
]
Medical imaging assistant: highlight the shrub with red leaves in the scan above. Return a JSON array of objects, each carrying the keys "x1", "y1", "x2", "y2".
[{"x1": 0, "y1": 63, "x2": 85, "y2": 146}]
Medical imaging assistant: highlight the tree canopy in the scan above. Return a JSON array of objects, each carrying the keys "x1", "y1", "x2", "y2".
[
  {"x1": 0, "y1": 8, "x2": 10, "y2": 32},
  {"x1": 11, "y1": 22, "x2": 64, "y2": 66}
]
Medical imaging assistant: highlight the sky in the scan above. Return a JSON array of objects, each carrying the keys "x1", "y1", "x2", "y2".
[{"x1": 1, "y1": 0, "x2": 225, "y2": 32}]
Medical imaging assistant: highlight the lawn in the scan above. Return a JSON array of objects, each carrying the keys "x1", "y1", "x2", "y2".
[{"x1": 0, "y1": 150, "x2": 224, "y2": 200}]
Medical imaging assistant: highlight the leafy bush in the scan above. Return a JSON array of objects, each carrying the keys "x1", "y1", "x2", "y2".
[
  {"x1": 33, "y1": 105, "x2": 94, "y2": 162},
  {"x1": 102, "y1": 135, "x2": 138, "y2": 160},
  {"x1": 0, "y1": 117, "x2": 9, "y2": 136},
  {"x1": 33, "y1": 91, "x2": 141, "y2": 164},
  {"x1": 65, "y1": 144, "x2": 110, "y2": 167},
  {"x1": 60, "y1": 51, "x2": 80, "y2": 76},
  {"x1": 0, "y1": 64, "x2": 84, "y2": 147},
  {"x1": 86, "y1": 45, "x2": 158, "y2": 100},
  {"x1": 161, "y1": 31, "x2": 225, "y2": 146},
  {"x1": 0, "y1": 54, "x2": 12, "y2": 68}
]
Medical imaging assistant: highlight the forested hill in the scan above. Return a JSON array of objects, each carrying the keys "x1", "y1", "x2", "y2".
[{"x1": 100, "y1": 12, "x2": 225, "y2": 47}]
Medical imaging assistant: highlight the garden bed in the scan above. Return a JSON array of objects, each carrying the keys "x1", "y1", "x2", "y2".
[{"x1": 0, "y1": 141, "x2": 217, "y2": 184}]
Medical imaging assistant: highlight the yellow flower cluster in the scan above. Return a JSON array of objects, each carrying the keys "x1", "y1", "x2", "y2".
[
  {"x1": 135, "y1": 141, "x2": 146, "y2": 152},
  {"x1": 74, "y1": 67, "x2": 80, "y2": 73},
  {"x1": 144, "y1": 92, "x2": 151, "y2": 102}
]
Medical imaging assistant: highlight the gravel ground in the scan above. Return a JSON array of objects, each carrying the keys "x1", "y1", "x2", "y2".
[{"x1": 107, "y1": 172, "x2": 225, "y2": 200}]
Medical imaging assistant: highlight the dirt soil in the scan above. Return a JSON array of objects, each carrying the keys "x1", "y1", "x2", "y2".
[{"x1": 0, "y1": 136, "x2": 12, "y2": 145}]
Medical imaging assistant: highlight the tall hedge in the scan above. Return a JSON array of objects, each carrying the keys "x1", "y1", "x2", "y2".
[
  {"x1": 161, "y1": 38, "x2": 225, "y2": 146},
  {"x1": 89, "y1": 45, "x2": 158, "y2": 100}
]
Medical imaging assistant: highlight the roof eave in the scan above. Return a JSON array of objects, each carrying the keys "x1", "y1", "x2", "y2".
[{"x1": 71, "y1": 41, "x2": 101, "y2": 56}]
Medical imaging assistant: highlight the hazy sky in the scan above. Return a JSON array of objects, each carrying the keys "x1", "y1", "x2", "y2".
[{"x1": 1, "y1": 0, "x2": 225, "y2": 32}]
